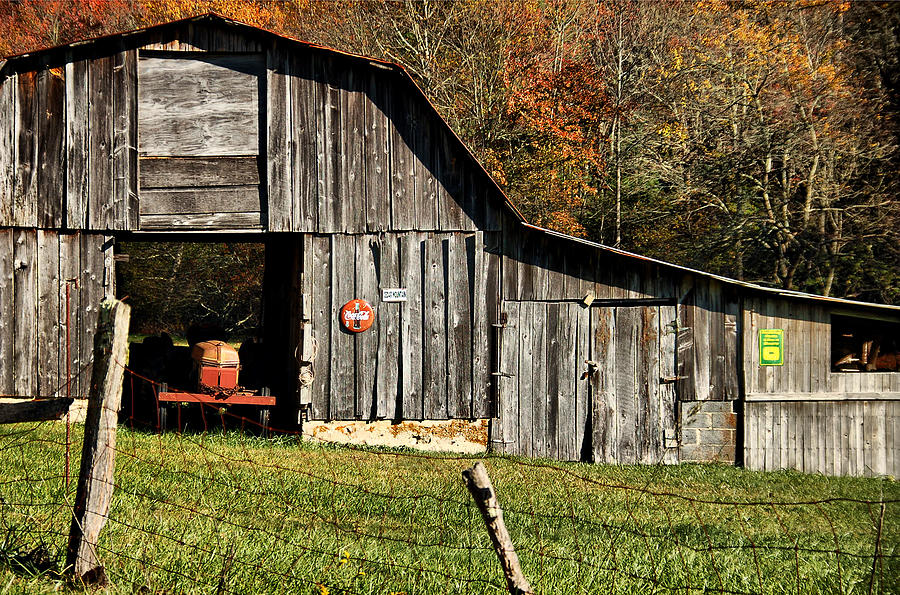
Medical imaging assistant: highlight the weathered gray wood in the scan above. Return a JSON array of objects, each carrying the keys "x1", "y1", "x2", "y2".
[
  {"x1": 330, "y1": 234, "x2": 355, "y2": 419},
  {"x1": 138, "y1": 212, "x2": 264, "y2": 230},
  {"x1": 138, "y1": 53, "x2": 262, "y2": 157},
  {"x1": 58, "y1": 233, "x2": 81, "y2": 397},
  {"x1": 515, "y1": 302, "x2": 534, "y2": 457},
  {"x1": 423, "y1": 234, "x2": 447, "y2": 418},
  {"x1": 321, "y1": 58, "x2": 342, "y2": 233},
  {"x1": 0, "y1": 230, "x2": 13, "y2": 394},
  {"x1": 111, "y1": 48, "x2": 137, "y2": 230},
  {"x1": 497, "y1": 302, "x2": 519, "y2": 453},
  {"x1": 66, "y1": 298, "x2": 130, "y2": 582},
  {"x1": 13, "y1": 230, "x2": 37, "y2": 397},
  {"x1": 471, "y1": 232, "x2": 491, "y2": 418},
  {"x1": 556, "y1": 304, "x2": 576, "y2": 460},
  {"x1": 88, "y1": 55, "x2": 113, "y2": 230},
  {"x1": 375, "y1": 235, "x2": 400, "y2": 419},
  {"x1": 530, "y1": 303, "x2": 548, "y2": 456},
  {"x1": 37, "y1": 62, "x2": 65, "y2": 228},
  {"x1": 575, "y1": 304, "x2": 590, "y2": 461},
  {"x1": 343, "y1": 68, "x2": 366, "y2": 233},
  {"x1": 414, "y1": 104, "x2": 436, "y2": 230},
  {"x1": 642, "y1": 305, "x2": 661, "y2": 463},
  {"x1": 309, "y1": 235, "x2": 332, "y2": 419},
  {"x1": 0, "y1": 397, "x2": 74, "y2": 423},
  {"x1": 461, "y1": 462, "x2": 534, "y2": 595},
  {"x1": 66, "y1": 57, "x2": 89, "y2": 229},
  {"x1": 290, "y1": 53, "x2": 318, "y2": 232},
  {"x1": 139, "y1": 187, "x2": 261, "y2": 215},
  {"x1": 365, "y1": 71, "x2": 391, "y2": 232},
  {"x1": 591, "y1": 306, "x2": 615, "y2": 463},
  {"x1": 659, "y1": 304, "x2": 678, "y2": 464},
  {"x1": 545, "y1": 303, "x2": 561, "y2": 459},
  {"x1": 389, "y1": 74, "x2": 417, "y2": 231},
  {"x1": 139, "y1": 156, "x2": 260, "y2": 188},
  {"x1": 78, "y1": 235, "x2": 104, "y2": 397},
  {"x1": 0, "y1": 73, "x2": 15, "y2": 226},
  {"x1": 676, "y1": 288, "x2": 695, "y2": 401},
  {"x1": 14, "y1": 71, "x2": 37, "y2": 227},
  {"x1": 692, "y1": 280, "x2": 712, "y2": 400},
  {"x1": 37, "y1": 231, "x2": 60, "y2": 396},
  {"x1": 355, "y1": 235, "x2": 378, "y2": 418},
  {"x1": 447, "y1": 234, "x2": 472, "y2": 418},
  {"x1": 399, "y1": 233, "x2": 424, "y2": 419},
  {"x1": 267, "y1": 45, "x2": 292, "y2": 231},
  {"x1": 615, "y1": 306, "x2": 638, "y2": 462}
]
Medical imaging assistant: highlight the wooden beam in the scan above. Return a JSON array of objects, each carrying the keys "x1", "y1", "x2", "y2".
[
  {"x1": 66, "y1": 299, "x2": 131, "y2": 584},
  {"x1": 0, "y1": 398, "x2": 74, "y2": 424}
]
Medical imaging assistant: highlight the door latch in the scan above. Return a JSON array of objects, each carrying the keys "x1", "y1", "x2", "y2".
[{"x1": 660, "y1": 375, "x2": 688, "y2": 384}]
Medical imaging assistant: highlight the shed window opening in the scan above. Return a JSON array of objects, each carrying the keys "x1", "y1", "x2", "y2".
[{"x1": 831, "y1": 314, "x2": 900, "y2": 372}]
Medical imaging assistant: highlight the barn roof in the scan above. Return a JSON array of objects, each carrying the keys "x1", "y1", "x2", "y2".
[{"x1": 3, "y1": 13, "x2": 896, "y2": 313}]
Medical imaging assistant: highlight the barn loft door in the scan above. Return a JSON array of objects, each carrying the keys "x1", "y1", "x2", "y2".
[
  {"x1": 496, "y1": 301, "x2": 591, "y2": 461},
  {"x1": 590, "y1": 304, "x2": 678, "y2": 465}
]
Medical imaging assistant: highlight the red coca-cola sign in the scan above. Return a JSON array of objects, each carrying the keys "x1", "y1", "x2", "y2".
[{"x1": 339, "y1": 299, "x2": 375, "y2": 333}]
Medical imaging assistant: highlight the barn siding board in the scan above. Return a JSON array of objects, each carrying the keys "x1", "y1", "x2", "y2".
[
  {"x1": 320, "y1": 58, "x2": 342, "y2": 233},
  {"x1": 14, "y1": 71, "x2": 38, "y2": 228},
  {"x1": 111, "y1": 47, "x2": 137, "y2": 230},
  {"x1": 399, "y1": 232, "x2": 424, "y2": 419},
  {"x1": 13, "y1": 229, "x2": 37, "y2": 397},
  {"x1": 375, "y1": 235, "x2": 400, "y2": 419},
  {"x1": 355, "y1": 235, "x2": 378, "y2": 418},
  {"x1": 365, "y1": 72, "x2": 391, "y2": 233},
  {"x1": 344, "y1": 69, "x2": 367, "y2": 233},
  {"x1": 0, "y1": 230, "x2": 13, "y2": 394},
  {"x1": 447, "y1": 234, "x2": 473, "y2": 418},
  {"x1": 267, "y1": 46, "x2": 292, "y2": 231},
  {"x1": 422, "y1": 234, "x2": 448, "y2": 419},
  {"x1": 516, "y1": 301, "x2": 534, "y2": 457},
  {"x1": 0, "y1": 75, "x2": 16, "y2": 226},
  {"x1": 472, "y1": 231, "x2": 493, "y2": 419},
  {"x1": 139, "y1": 156, "x2": 260, "y2": 187},
  {"x1": 88, "y1": 55, "x2": 113, "y2": 230},
  {"x1": 36, "y1": 231, "x2": 60, "y2": 396},
  {"x1": 676, "y1": 289, "x2": 695, "y2": 402},
  {"x1": 389, "y1": 76, "x2": 416, "y2": 231},
  {"x1": 308, "y1": 235, "x2": 332, "y2": 419},
  {"x1": 414, "y1": 105, "x2": 436, "y2": 232},
  {"x1": 65, "y1": 57, "x2": 89, "y2": 229},
  {"x1": 36, "y1": 62, "x2": 65, "y2": 229},
  {"x1": 290, "y1": 54, "x2": 318, "y2": 232},
  {"x1": 139, "y1": 213, "x2": 263, "y2": 230},
  {"x1": 330, "y1": 234, "x2": 356, "y2": 419},
  {"x1": 591, "y1": 306, "x2": 614, "y2": 463},
  {"x1": 139, "y1": 187, "x2": 260, "y2": 215}
]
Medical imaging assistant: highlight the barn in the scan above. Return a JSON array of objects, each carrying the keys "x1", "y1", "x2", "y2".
[{"x1": 1, "y1": 14, "x2": 897, "y2": 476}]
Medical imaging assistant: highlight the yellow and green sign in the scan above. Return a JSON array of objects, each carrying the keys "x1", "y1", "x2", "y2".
[{"x1": 759, "y1": 329, "x2": 784, "y2": 366}]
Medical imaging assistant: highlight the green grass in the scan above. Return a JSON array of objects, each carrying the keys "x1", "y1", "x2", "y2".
[{"x1": 0, "y1": 423, "x2": 897, "y2": 594}]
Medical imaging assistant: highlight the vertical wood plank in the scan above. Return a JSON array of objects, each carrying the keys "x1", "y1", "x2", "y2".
[
  {"x1": 0, "y1": 73, "x2": 15, "y2": 226},
  {"x1": 365, "y1": 71, "x2": 391, "y2": 232},
  {"x1": 320, "y1": 57, "x2": 341, "y2": 233},
  {"x1": 343, "y1": 68, "x2": 366, "y2": 233},
  {"x1": 591, "y1": 306, "x2": 616, "y2": 463},
  {"x1": 66, "y1": 57, "x2": 89, "y2": 229},
  {"x1": 13, "y1": 229, "x2": 37, "y2": 397},
  {"x1": 555, "y1": 304, "x2": 575, "y2": 460},
  {"x1": 447, "y1": 234, "x2": 472, "y2": 418},
  {"x1": 267, "y1": 45, "x2": 292, "y2": 232},
  {"x1": 389, "y1": 74, "x2": 417, "y2": 231},
  {"x1": 14, "y1": 71, "x2": 37, "y2": 227},
  {"x1": 111, "y1": 48, "x2": 137, "y2": 230},
  {"x1": 723, "y1": 291, "x2": 739, "y2": 400},
  {"x1": 399, "y1": 233, "x2": 423, "y2": 419},
  {"x1": 37, "y1": 61, "x2": 65, "y2": 228},
  {"x1": 545, "y1": 303, "x2": 561, "y2": 460},
  {"x1": 659, "y1": 305, "x2": 678, "y2": 464},
  {"x1": 309, "y1": 235, "x2": 332, "y2": 419},
  {"x1": 497, "y1": 301, "x2": 519, "y2": 454},
  {"x1": 355, "y1": 235, "x2": 378, "y2": 418},
  {"x1": 422, "y1": 234, "x2": 447, "y2": 418},
  {"x1": 516, "y1": 301, "x2": 534, "y2": 457},
  {"x1": 88, "y1": 55, "x2": 112, "y2": 230},
  {"x1": 643, "y1": 306, "x2": 661, "y2": 463},
  {"x1": 693, "y1": 280, "x2": 712, "y2": 400},
  {"x1": 79, "y1": 234, "x2": 104, "y2": 396},
  {"x1": 676, "y1": 286, "x2": 696, "y2": 401},
  {"x1": 0, "y1": 230, "x2": 14, "y2": 394},
  {"x1": 330, "y1": 234, "x2": 355, "y2": 418},
  {"x1": 375, "y1": 235, "x2": 400, "y2": 419},
  {"x1": 414, "y1": 103, "x2": 436, "y2": 230},
  {"x1": 575, "y1": 305, "x2": 590, "y2": 462},
  {"x1": 471, "y1": 232, "x2": 491, "y2": 418},
  {"x1": 290, "y1": 53, "x2": 318, "y2": 231},
  {"x1": 531, "y1": 303, "x2": 548, "y2": 457},
  {"x1": 37, "y1": 231, "x2": 60, "y2": 397}
]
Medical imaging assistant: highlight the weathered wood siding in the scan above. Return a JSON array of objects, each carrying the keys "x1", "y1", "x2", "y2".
[
  {"x1": 298, "y1": 231, "x2": 495, "y2": 421},
  {"x1": 0, "y1": 18, "x2": 507, "y2": 234},
  {"x1": 744, "y1": 399, "x2": 899, "y2": 477},
  {"x1": 743, "y1": 296, "x2": 900, "y2": 396},
  {"x1": 0, "y1": 229, "x2": 112, "y2": 399}
]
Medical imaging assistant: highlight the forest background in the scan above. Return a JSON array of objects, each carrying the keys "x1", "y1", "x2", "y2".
[{"x1": 2, "y1": 0, "x2": 898, "y2": 334}]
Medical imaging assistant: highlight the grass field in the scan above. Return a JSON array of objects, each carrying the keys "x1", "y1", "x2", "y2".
[{"x1": 0, "y1": 422, "x2": 896, "y2": 594}]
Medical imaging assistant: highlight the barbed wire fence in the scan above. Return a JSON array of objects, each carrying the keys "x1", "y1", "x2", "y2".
[{"x1": 0, "y1": 303, "x2": 897, "y2": 594}]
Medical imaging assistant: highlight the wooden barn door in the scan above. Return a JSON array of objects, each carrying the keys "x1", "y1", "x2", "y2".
[
  {"x1": 590, "y1": 304, "x2": 678, "y2": 465},
  {"x1": 496, "y1": 301, "x2": 592, "y2": 461}
]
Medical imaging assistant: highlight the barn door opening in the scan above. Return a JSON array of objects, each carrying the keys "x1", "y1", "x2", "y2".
[{"x1": 589, "y1": 303, "x2": 678, "y2": 465}]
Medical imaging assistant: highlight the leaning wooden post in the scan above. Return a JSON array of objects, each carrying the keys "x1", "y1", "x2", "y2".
[
  {"x1": 66, "y1": 299, "x2": 131, "y2": 583},
  {"x1": 462, "y1": 462, "x2": 533, "y2": 595}
]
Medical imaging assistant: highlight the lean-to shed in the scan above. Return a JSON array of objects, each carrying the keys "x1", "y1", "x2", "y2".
[{"x1": 1, "y1": 14, "x2": 897, "y2": 476}]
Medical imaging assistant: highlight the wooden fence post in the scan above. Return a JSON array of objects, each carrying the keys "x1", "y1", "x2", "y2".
[
  {"x1": 66, "y1": 298, "x2": 131, "y2": 583},
  {"x1": 462, "y1": 462, "x2": 533, "y2": 595}
]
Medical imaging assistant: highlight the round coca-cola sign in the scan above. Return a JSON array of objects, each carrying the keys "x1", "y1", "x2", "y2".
[{"x1": 339, "y1": 299, "x2": 375, "y2": 333}]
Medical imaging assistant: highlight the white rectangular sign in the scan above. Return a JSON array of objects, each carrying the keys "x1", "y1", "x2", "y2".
[{"x1": 382, "y1": 288, "x2": 408, "y2": 302}]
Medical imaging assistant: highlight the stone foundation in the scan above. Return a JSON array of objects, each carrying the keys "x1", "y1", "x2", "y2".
[
  {"x1": 679, "y1": 401, "x2": 738, "y2": 463},
  {"x1": 302, "y1": 419, "x2": 489, "y2": 454}
]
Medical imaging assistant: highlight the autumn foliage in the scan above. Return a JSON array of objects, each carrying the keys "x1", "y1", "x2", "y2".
[{"x1": 2, "y1": 0, "x2": 897, "y2": 303}]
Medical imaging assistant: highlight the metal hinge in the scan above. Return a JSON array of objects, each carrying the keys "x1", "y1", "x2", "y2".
[{"x1": 660, "y1": 375, "x2": 688, "y2": 384}]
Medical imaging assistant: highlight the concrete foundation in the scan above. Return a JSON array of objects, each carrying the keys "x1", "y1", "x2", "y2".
[
  {"x1": 302, "y1": 419, "x2": 489, "y2": 454},
  {"x1": 679, "y1": 401, "x2": 738, "y2": 463}
]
